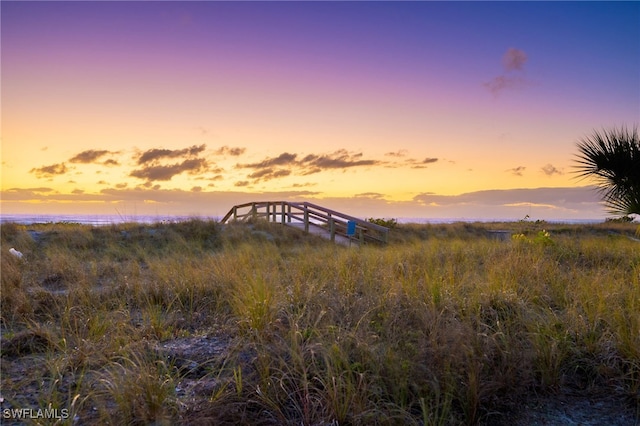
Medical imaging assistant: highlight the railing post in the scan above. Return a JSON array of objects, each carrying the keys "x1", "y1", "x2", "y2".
[
  {"x1": 304, "y1": 208, "x2": 309, "y2": 232},
  {"x1": 287, "y1": 203, "x2": 291, "y2": 223},
  {"x1": 329, "y1": 216, "x2": 335, "y2": 242}
]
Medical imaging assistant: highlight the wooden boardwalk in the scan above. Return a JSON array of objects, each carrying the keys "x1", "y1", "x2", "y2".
[
  {"x1": 284, "y1": 222, "x2": 353, "y2": 246},
  {"x1": 220, "y1": 201, "x2": 389, "y2": 245}
]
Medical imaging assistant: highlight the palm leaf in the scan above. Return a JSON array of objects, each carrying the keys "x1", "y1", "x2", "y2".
[{"x1": 574, "y1": 125, "x2": 640, "y2": 216}]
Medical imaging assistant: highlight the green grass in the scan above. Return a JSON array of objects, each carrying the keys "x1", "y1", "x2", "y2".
[{"x1": 1, "y1": 219, "x2": 638, "y2": 424}]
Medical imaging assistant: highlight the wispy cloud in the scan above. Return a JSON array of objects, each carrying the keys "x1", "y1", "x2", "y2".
[
  {"x1": 484, "y1": 47, "x2": 530, "y2": 95},
  {"x1": 247, "y1": 168, "x2": 292, "y2": 181},
  {"x1": 236, "y1": 149, "x2": 381, "y2": 183},
  {"x1": 3, "y1": 187, "x2": 55, "y2": 198},
  {"x1": 130, "y1": 158, "x2": 209, "y2": 181},
  {"x1": 137, "y1": 144, "x2": 206, "y2": 165},
  {"x1": 69, "y1": 150, "x2": 110, "y2": 163},
  {"x1": 214, "y1": 146, "x2": 246, "y2": 156},
  {"x1": 30, "y1": 163, "x2": 68, "y2": 178},
  {"x1": 128, "y1": 144, "x2": 216, "y2": 183},
  {"x1": 383, "y1": 150, "x2": 442, "y2": 168},
  {"x1": 484, "y1": 75, "x2": 528, "y2": 94},
  {"x1": 355, "y1": 192, "x2": 385, "y2": 199},
  {"x1": 398, "y1": 157, "x2": 439, "y2": 169},
  {"x1": 291, "y1": 182, "x2": 317, "y2": 188},
  {"x1": 303, "y1": 150, "x2": 378, "y2": 169},
  {"x1": 239, "y1": 152, "x2": 298, "y2": 169},
  {"x1": 541, "y1": 163, "x2": 563, "y2": 176},
  {"x1": 69, "y1": 149, "x2": 121, "y2": 166},
  {"x1": 502, "y1": 47, "x2": 528, "y2": 71},
  {"x1": 385, "y1": 150, "x2": 408, "y2": 158},
  {"x1": 507, "y1": 166, "x2": 526, "y2": 176}
]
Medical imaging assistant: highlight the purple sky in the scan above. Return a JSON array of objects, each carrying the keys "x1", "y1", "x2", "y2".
[{"x1": 2, "y1": 1, "x2": 638, "y2": 221}]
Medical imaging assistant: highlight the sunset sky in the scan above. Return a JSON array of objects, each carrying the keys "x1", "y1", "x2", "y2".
[{"x1": 2, "y1": 1, "x2": 638, "y2": 221}]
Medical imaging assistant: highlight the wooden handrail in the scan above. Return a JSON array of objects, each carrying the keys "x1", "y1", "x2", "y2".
[{"x1": 220, "y1": 201, "x2": 389, "y2": 244}]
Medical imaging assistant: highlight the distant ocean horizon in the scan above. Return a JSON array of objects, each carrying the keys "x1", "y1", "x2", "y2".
[{"x1": 0, "y1": 213, "x2": 605, "y2": 226}]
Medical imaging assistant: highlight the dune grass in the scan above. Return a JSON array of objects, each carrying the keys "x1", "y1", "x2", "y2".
[{"x1": 1, "y1": 219, "x2": 638, "y2": 424}]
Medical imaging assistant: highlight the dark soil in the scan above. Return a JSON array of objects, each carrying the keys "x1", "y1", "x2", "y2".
[
  {"x1": 495, "y1": 389, "x2": 638, "y2": 425},
  {"x1": 157, "y1": 335, "x2": 639, "y2": 425}
]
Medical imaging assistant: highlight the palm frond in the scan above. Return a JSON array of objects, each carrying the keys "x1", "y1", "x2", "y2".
[{"x1": 574, "y1": 125, "x2": 640, "y2": 216}]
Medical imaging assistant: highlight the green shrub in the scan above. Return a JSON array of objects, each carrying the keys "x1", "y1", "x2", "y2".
[{"x1": 367, "y1": 217, "x2": 398, "y2": 228}]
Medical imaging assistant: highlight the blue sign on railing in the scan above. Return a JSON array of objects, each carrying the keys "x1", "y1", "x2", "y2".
[{"x1": 347, "y1": 220, "x2": 356, "y2": 237}]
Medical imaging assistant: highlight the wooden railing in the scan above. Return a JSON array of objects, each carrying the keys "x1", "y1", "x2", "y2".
[{"x1": 220, "y1": 201, "x2": 389, "y2": 244}]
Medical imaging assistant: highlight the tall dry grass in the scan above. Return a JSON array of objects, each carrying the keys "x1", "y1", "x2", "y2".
[{"x1": 1, "y1": 219, "x2": 638, "y2": 424}]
